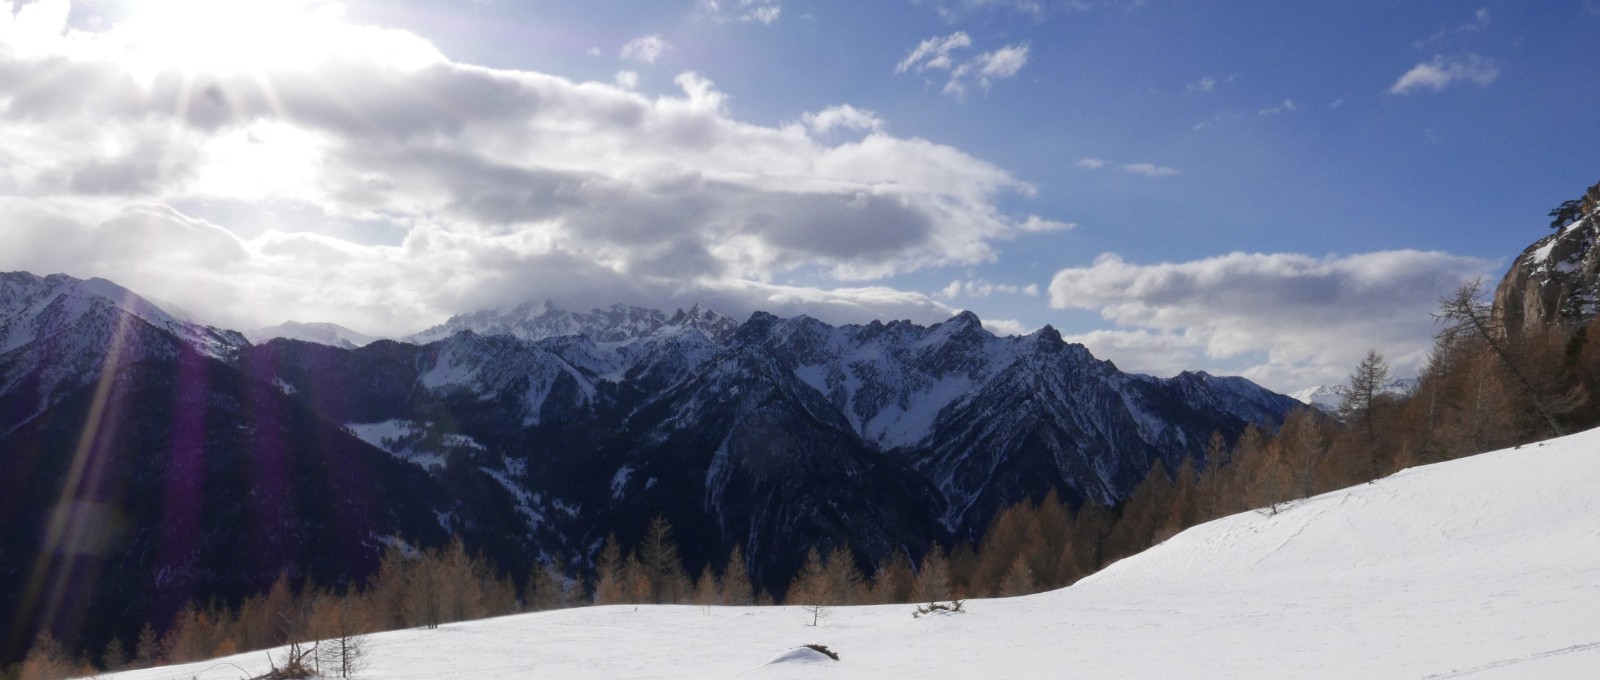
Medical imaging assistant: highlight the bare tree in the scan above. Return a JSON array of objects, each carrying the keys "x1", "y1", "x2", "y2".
[
  {"x1": 787, "y1": 548, "x2": 830, "y2": 626},
  {"x1": 310, "y1": 595, "x2": 369, "y2": 679},
  {"x1": 1338, "y1": 349, "x2": 1390, "y2": 442},
  {"x1": 1434, "y1": 278, "x2": 1565, "y2": 436}
]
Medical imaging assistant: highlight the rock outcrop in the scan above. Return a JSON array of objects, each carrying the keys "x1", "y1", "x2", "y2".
[{"x1": 1492, "y1": 181, "x2": 1600, "y2": 335}]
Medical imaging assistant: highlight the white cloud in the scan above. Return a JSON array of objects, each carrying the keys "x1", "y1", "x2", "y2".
[
  {"x1": 1018, "y1": 215, "x2": 1073, "y2": 232},
  {"x1": 1076, "y1": 157, "x2": 1106, "y2": 169},
  {"x1": 1048, "y1": 250, "x2": 1497, "y2": 391},
  {"x1": 976, "y1": 43, "x2": 1029, "y2": 79},
  {"x1": 615, "y1": 70, "x2": 640, "y2": 90},
  {"x1": 801, "y1": 104, "x2": 883, "y2": 135},
  {"x1": 896, "y1": 32, "x2": 973, "y2": 73},
  {"x1": 914, "y1": 0, "x2": 1094, "y2": 22},
  {"x1": 1413, "y1": 7, "x2": 1490, "y2": 48},
  {"x1": 897, "y1": 33, "x2": 1027, "y2": 98},
  {"x1": 936, "y1": 278, "x2": 1040, "y2": 300},
  {"x1": 981, "y1": 318, "x2": 1030, "y2": 336},
  {"x1": 1121, "y1": 162, "x2": 1180, "y2": 178},
  {"x1": 1185, "y1": 73, "x2": 1236, "y2": 94},
  {"x1": 620, "y1": 35, "x2": 671, "y2": 63},
  {"x1": 698, "y1": 0, "x2": 783, "y2": 25},
  {"x1": 1387, "y1": 54, "x2": 1500, "y2": 94},
  {"x1": 1258, "y1": 99, "x2": 1297, "y2": 116},
  {"x1": 0, "y1": 4, "x2": 1058, "y2": 336}
]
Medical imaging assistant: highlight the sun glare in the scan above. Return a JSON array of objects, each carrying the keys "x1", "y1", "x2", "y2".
[{"x1": 118, "y1": 0, "x2": 342, "y2": 75}]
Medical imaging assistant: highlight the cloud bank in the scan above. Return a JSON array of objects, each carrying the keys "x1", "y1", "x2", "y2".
[
  {"x1": 1049, "y1": 251, "x2": 1497, "y2": 391},
  {"x1": 0, "y1": 0, "x2": 1064, "y2": 335}
]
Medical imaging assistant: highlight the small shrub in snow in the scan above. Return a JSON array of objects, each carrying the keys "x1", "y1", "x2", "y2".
[
  {"x1": 803, "y1": 644, "x2": 840, "y2": 660},
  {"x1": 912, "y1": 600, "x2": 965, "y2": 618}
]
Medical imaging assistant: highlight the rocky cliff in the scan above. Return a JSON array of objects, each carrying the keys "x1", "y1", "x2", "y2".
[{"x1": 1492, "y1": 181, "x2": 1600, "y2": 335}]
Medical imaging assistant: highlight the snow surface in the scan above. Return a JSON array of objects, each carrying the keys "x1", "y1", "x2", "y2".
[{"x1": 110, "y1": 426, "x2": 1600, "y2": 679}]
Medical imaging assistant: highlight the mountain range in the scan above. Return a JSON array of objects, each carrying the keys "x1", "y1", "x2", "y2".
[{"x1": 0, "y1": 270, "x2": 1300, "y2": 660}]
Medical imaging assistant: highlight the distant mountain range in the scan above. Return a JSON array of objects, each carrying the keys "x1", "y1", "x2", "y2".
[
  {"x1": 0, "y1": 270, "x2": 1301, "y2": 660},
  {"x1": 1289, "y1": 378, "x2": 1420, "y2": 414}
]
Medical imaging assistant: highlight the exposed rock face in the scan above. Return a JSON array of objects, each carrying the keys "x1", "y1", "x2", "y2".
[{"x1": 1493, "y1": 183, "x2": 1600, "y2": 335}]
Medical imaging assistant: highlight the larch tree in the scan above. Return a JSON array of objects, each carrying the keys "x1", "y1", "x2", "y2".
[
  {"x1": 1339, "y1": 349, "x2": 1390, "y2": 443},
  {"x1": 910, "y1": 546, "x2": 952, "y2": 603},
  {"x1": 787, "y1": 547, "x2": 829, "y2": 625},
  {"x1": 1435, "y1": 278, "x2": 1565, "y2": 436},
  {"x1": 639, "y1": 515, "x2": 689, "y2": 604},
  {"x1": 720, "y1": 545, "x2": 754, "y2": 606},
  {"x1": 592, "y1": 534, "x2": 626, "y2": 605},
  {"x1": 999, "y1": 554, "x2": 1036, "y2": 597}
]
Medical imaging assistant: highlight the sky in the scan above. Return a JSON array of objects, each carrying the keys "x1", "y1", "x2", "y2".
[{"x1": 2, "y1": 0, "x2": 1598, "y2": 392}]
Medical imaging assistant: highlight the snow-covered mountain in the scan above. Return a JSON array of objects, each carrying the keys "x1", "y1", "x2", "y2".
[
  {"x1": 245, "y1": 299, "x2": 1300, "y2": 585},
  {"x1": 111, "y1": 425, "x2": 1600, "y2": 679},
  {"x1": 0, "y1": 271, "x2": 247, "y2": 433},
  {"x1": 407, "y1": 300, "x2": 740, "y2": 346},
  {"x1": 247, "y1": 320, "x2": 381, "y2": 349},
  {"x1": 1, "y1": 272, "x2": 1302, "y2": 645},
  {"x1": 1291, "y1": 377, "x2": 1419, "y2": 414}
]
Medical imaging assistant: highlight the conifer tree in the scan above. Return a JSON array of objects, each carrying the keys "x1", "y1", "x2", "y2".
[
  {"x1": 692, "y1": 566, "x2": 721, "y2": 606},
  {"x1": 868, "y1": 555, "x2": 914, "y2": 604},
  {"x1": 134, "y1": 623, "x2": 162, "y2": 667},
  {"x1": 720, "y1": 545, "x2": 754, "y2": 606},
  {"x1": 821, "y1": 546, "x2": 866, "y2": 605},
  {"x1": 593, "y1": 534, "x2": 626, "y2": 605},
  {"x1": 910, "y1": 546, "x2": 952, "y2": 602},
  {"x1": 101, "y1": 635, "x2": 129, "y2": 671},
  {"x1": 526, "y1": 560, "x2": 569, "y2": 611},
  {"x1": 640, "y1": 515, "x2": 689, "y2": 604},
  {"x1": 999, "y1": 554, "x2": 1036, "y2": 597}
]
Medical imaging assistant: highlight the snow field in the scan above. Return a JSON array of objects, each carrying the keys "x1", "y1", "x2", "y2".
[{"x1": 111, "y1": 427, "x2": 1600, "y2": 679}]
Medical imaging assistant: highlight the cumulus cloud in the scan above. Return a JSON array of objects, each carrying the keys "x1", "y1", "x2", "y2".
[
  {"x1": 896, "y1": 33, "x2": 1029, "y2": 98},
  {"x1": 0, "y1": 1, "x2": 1058, "y2": 335},
  {"x1": 620, "y1": 35, "x2": 671, "y2": 63},
  {"x1": 1048, "y1": 251, "x2": 1497, "y2": 391},
  {"x1": 1076, "y1": 157, "x2": 1106, "y2": 170},
  {"x1": 1387, "y1": 54, "x2": 1500, "y2": 94}
]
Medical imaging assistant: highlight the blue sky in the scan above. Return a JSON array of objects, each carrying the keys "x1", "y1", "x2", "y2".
[{"x1": 3, "y1": 0, "x2": 1598, "y2": 390}]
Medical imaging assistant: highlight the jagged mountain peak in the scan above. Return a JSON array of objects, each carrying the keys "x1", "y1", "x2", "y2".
[{"x1": 408, "y1": 300, "x2": 739, "y2": 346}]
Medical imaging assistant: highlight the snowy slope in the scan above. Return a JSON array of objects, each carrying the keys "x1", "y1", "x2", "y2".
[
  {"x1": 0, "y1": 272, "x2": 243, "y2": 359},
  {"x1": 112, "y1": 426, "x2": 1600, "y2": 679}
]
